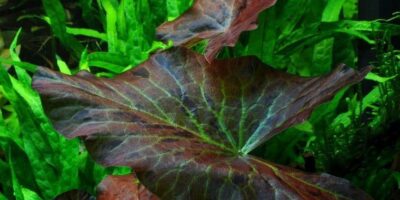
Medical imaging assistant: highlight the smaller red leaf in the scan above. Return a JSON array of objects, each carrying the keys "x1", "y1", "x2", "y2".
[
  {"x1": 157, "y1": 0, "x2": 277, "y2": 62},
  {"x1": 97, "y1": 174, "x2": 159, "y2": 200}
]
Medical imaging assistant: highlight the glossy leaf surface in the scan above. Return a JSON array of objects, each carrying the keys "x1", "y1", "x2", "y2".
[
  {"x1": 33, "y1": 48, "x2": 370, "y2": 199},
  {"x1": 157, "y1": 0, "x2": 277, "y2": 62}
]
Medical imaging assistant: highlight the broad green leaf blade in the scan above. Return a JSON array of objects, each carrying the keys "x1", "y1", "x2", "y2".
[
  {"x1": 157, "y1": 0, "x2": 277, "y2": 62},
  {"x1": 311, "y1": 0, "x2": 346, "y2": 75},
  {"x1": 33, "y1": 48, "x2": 370, "y2": 199},
  {"x1": 236, "y1": 0, "x2": 310, "y2": 71},
  {"x1": 97, "y1": 174, "x2": 159, "y2": 200},
  {"x1": 321, "y1": 0, "x2": 346, "y2": 22}
]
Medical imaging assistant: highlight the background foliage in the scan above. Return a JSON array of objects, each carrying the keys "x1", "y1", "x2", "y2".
[{"x1": 0, "y1": 0, "x2": 399, "y2": 199}]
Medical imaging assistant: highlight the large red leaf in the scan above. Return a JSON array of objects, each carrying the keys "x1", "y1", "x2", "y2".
[
  {"x1": 157, "y1": 0, "x2": 277, "y2": 62},
  {"x1": 32, "y1": 48, "x2": 371, "y2": 199}
]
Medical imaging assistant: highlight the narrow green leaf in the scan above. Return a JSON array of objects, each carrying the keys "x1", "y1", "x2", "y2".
[
  {"x1": 310, "y1": 87, "x2": 349, "y2": 125},
  {"x1": 277, "y1": 20, "x2": 400, "y2": 55},
  {"x1": 56, "y1": 55, "x2": 72, "y2": 75},
  {"x1": 293, "y1": 121, "x2": 314, "y2": 133},
  {"x1": 0, "y1": 193, "x2": 7, "y2": 200},
  {"x1": 21, "y1": 188, "x2": 43, "y2": 200},
  {"x1": 245, "y1": 8, "x2": 277, "y2": 65},
  {"x1": 365, "y1": 72, "x2": 397, "y2": 83},
  {"x1": 0, "y1": 58, "x2": 36, "y2": 73},
  {"x1": 8, "y1": 148, "x2": 24, "y2": 200},
  {"x1": 166, "y1": 0, "x2": 193, "y2": 21},
  {"x1": 2, "y1": 59, "x2": 83, "y2": 200},
  {"x1": 79, "y1": 49, "x2": 90, "y2": 72},
  {"x1": 41, "y1": 0, "x2": 84, "y2": 58},
  {"x1": 0, "y1": 63, "x2": 17, "y2": 102},
  {"x1": 40, "y1": 15, "x2": 107, "y2": 41},
  {"x1": 312, "y1": 0, "x2": 346, "y2": 75},
  {"x1": 9, "y1": 29, "x2": 21, "y2": 62},
  {"x1": 243, "y1": 0, "x2": 309, "y2": 67},
  {"x1": 321, "y1": 0, "x2": 346, "y2": 22},
  {"x1": 66, "y1": 27, "x2": 108, "y2": 41},
  {"x1": 116, "y1": 0, "x2": 127, "y2": 40},
  {"x1": 79, "y1": 0, "x2": 100, "y2": 28},
  {"x1": 343, "y1": 0, "x2": 358, "y2": 19},
  {"x1": 392, "y1": 172, "x2": 400, "y2": 189},
  {"x1": 331, "y1": 87, "x2": 381, "y2": 129},
  {"x1": 10, "y1": 29, "x2": 32, "y2": 86},
  {"x1": 85, "y1": 52, "x2": 131, "y2": 74},
  {"x1": 99, "y1": 0, "x2": 118, "y2": 52}
]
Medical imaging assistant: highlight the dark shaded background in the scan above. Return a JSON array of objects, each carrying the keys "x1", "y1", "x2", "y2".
[{"x1": 359, "y1": 0, "x2": 400, "y2": 66}]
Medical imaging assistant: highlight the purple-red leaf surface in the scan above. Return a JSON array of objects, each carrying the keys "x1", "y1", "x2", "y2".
[
  {"x1": 157, "y1": 0, "x2": 277, "y2": 62},
  {"x1": 33, "y1": 48, "x2": 371, "y2": 199},
  {"x1": 97, "y1": 174, "x2": 159, "y2": 200}
]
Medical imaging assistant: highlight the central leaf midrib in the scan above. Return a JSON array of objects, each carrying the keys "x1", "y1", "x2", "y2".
[{"x1": 192, "y1": 54, "x2": 239, "y2": 151}]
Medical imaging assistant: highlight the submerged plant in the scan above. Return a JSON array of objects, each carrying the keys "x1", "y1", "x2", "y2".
[
  {"x1": 3, "y1": 0, "x2": 398, "y2": 199},
  {"x1": 33, "y1": 47, "x2": 371, "y2": 199},
  {"x1": 29, "y1": 0, "x2": 376, "y2": 199}
]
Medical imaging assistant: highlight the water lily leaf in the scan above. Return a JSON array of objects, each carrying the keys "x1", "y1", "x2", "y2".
[
  {"x1": 97, "y1": 174, "x2": 159, "y2": 200},
  {"x1": 157, "y1": 0, "x2": 277, "y2": 62},
  {"x1": 32, "y1": 48, "x2": 371, "y2": 199}
]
